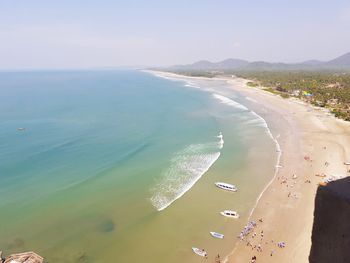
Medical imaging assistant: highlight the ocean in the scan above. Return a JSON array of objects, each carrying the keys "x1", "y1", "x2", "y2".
[{"x1": 0, "y1": 70, "x2": 277, "y2": 262}]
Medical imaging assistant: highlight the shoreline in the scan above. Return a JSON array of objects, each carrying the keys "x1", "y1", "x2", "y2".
[
  {"x1": 145, "y1": 70, "x2": 350, "y2": 262},
  {"x1": 224, "y1": 76, "x2": 350, "y2": 263},
  {"x1": 148, "y1": 69, "x2": 282, "y2": 219}
]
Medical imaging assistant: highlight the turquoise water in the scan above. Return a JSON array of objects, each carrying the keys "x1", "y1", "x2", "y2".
[{"x1": 0, "y1": 70, "x2": 276, "y2": 262}]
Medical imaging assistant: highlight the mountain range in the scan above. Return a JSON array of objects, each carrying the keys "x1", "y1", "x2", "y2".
[{"x1": 166, "y1": 51, "x2": 350, "y2": 71}]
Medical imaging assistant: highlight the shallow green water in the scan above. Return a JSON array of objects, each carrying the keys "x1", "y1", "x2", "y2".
[{"x1": 0, "y1": 70, "x2": 276, "y2": 262}]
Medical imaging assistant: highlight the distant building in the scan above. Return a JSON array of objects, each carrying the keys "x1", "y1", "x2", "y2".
[
  {"x1": 327, "y1": 98, "x2": 338, "y2": 106},
  {"x1": 314, "y1": 100, "x2": 326, "y2": 107},
  {"x1": 290, "y1": 89, "x2": 301, "y2": 96},
  {"x1": 302, "y1": 91, "x2": 313, "y2": 97}
]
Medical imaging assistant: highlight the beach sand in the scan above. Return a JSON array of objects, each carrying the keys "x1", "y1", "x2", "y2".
[
  {"x1": 224, "y1": 77, "x2": 350, "y2": 263},
  {"x1": 147, "y1": 71, "x2": 350, "y2": 263}
]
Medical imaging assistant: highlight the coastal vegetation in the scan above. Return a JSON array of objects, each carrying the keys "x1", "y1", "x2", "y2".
[
  {"x1": 247, "y1": 81, "x2": 259, "y2": 87},
  {"x1": 166, "y1": 69, "x2": 350, "y2": 121},
  {"x1": 235, "y1": 71, "x2": 350, "y2": 121},
  {"x1": 161, "y1": 50, "x2": 350, "y2": 121}
]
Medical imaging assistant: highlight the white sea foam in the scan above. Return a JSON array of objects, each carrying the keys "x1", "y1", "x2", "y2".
[
  {"x1": 212, "y1": 94, "x2": 249, "y2": 111},
  {"x1": 217, "y1": 132, "x2": 224, "y2": 149},
  {"x1": 245, "y1": 96, "x2": 258, "y2": 103},
  {"x1": 185, "y1": 83, "x2": 201, "y2": 89},
  {"x1": 184, "y1": 81, "x2": 201, "y2": 89},
  {"x1": 243, "y1": 117, "x2": 266, "y2": 127},
  {"x1": 249, "y1": 110, "x2": 282, "y2": 157},
  {"x1": 246, "y1": 112, "x2": 269, "y2": 129},
  {"x1": 151, "y1": 133, "x2": 223, "y2": 211}
]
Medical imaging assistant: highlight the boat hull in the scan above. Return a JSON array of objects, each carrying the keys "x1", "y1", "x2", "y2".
[
  {"x1": 192, "y1": 247, "x2": 207, "y2": 257},
  {"x1": 215, "y1": 182, "x2": 237, "y2": 192},
  {"x1": 220, "y1": 210, "x2": 239, "y2": 219},
  {"x1": 210, "y1": 231, "x2": 224, "y2": 239}
]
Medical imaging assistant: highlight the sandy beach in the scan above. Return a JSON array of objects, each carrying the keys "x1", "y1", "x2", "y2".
[
  {"x1": 148, "y1": 70, "x2": 350, "y2": 263},
  {"x1": 224, "y1": 77, "x2": 350, "y2": 263}
]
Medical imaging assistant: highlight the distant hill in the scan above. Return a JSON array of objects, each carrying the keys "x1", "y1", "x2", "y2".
[
  {"x1": 300, "y1": 60, "x2": 324, "y2": 66},
  {"x1": 164, "y1": 51, "x2": 350, "y2": 71},
  {"x1": 169, "y1": 58, "x2": 249, "y2": 70},
  {"x1": 214, "y1": 58, "x2": 249, "y2": 69},
  {"x1": 327, "y1": 52, "x2": 350, "y2": 67}
]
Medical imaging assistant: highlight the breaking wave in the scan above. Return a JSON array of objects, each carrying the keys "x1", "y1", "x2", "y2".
[
  {"x1": 217, "y1": 132, "x2": 224, "y2": 149},
  {"x1": 245, "y1": 96, "x2": 258, "y2": 103},
  {"x1": 212, "y1": 94, "x2": 249, "y2": 111},
  {"x1": 151, "y1": 133, "x2": 224, "y2": 211},
  {"x1": 185, "y1": 82, "x2": 201, "y2": 89}
]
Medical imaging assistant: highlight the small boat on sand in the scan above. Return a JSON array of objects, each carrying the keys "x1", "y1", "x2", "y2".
[
  {"x1": 220, "y1": 210, "x2": 239, "y2": 219},
  {"x1": 344, "y1": 162, "x2": 350, "y2": 165},
  {"x1": 210, "y1": 231, "x2": 224, "y2": 239},
  {"x1": 192, "y1": 247, "x2": 207, "y2": 257},
  {"x1": 215, "y1": 182, "x2": 237, "y2": 192}
]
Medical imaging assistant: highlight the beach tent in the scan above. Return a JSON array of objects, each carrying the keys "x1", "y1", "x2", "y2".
[
  {"x1": 302, "y1": 91, "x2": 313, "y2": 97},
  {"x1": 4, "y1": 252, "x2": 43, "y2": 263}
]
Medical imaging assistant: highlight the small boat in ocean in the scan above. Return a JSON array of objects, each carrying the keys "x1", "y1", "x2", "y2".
[
  {"x1": 215, "y1": 182, "x2": 237, "y2": 192},
  {"x1": 210, "y1": 231, "x2": 224, "y2": 239},
  {"x1": 17, "y1": 127, "x2": 26, "y2": 131},
  {"x1": 192, "y1": 247, "x2": 207, "y2": 257},
  {"x1": 220, "y1": 210, "x2": 239, "y2": 219}
]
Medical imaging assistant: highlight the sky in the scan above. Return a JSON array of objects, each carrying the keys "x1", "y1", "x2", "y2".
[{"x1": 0, "y1": 0, "x2": 350, "y2": 69}]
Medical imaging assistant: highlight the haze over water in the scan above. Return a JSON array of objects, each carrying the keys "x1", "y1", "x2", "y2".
[{"x1": 0, "y1": 70, "x2": 277, "y2": 262}]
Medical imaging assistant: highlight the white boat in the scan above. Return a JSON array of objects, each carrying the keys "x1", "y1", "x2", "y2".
[
  {"x1": 344, "y1": 162, "x2": 350, "y2": 165},
  {"x1": 220, "y1": 210, "x2": 239, "y2": 219},
  {"x1": 192, "y1": 247, "x2": 207, "y2": 257},
  {"x1": 210, "y1": 231, "x2": 224, "y2": 239},
  {"x1": 215, "y1": 182, "x2": 237, "y2": 192}
]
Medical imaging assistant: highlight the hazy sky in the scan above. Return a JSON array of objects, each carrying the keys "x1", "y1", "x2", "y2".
[{"x1": 1, "y1": 0, "x2": 350, "y2": 69}]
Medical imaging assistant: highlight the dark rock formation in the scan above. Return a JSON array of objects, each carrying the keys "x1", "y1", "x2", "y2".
[{"x1": 309, "y1": 177, "x2": 350, "y2": 263}]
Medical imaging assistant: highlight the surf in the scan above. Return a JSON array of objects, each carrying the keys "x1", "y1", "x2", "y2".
[
  {"x1": 150, "y1": 133, "x2": 223, "y2": 211},
  {"x1": 212, "y1": 93, "x2": 249, "y2": 111}
]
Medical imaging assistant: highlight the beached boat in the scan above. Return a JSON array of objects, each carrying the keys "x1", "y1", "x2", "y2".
[
  {"x1": 220, "y1": 210, "x2": 239, "y2": 218},
  {"x1": 192, "y1": 247, "x2": 207, "y2": 257},
  {"x1": 215, "y1": 182, "x2": 237, "y2": 192},
  {"x1": 344, "y1": 162, "x2": 350, "y2": 165},
  {"x1": 210, "y1": 231, "x2": 224, "y2": 239}
]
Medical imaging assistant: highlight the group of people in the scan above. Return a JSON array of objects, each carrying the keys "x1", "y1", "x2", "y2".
[
  {"x1": 277, "y1": 242, "x2": 286, "y2": 248},
  {"x1": 238, "y1": 221, "x2": 257, "y2": 240},
  {"x1": 237, "y1": 217, "x2": 288, "y2": 262}
]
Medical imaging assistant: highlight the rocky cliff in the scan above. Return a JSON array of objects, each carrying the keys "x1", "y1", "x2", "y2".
[{"x1": 309, "y1": 177, "x2": 350, "y2": 263}]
